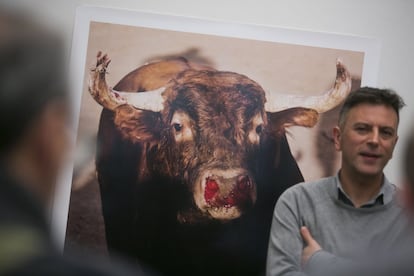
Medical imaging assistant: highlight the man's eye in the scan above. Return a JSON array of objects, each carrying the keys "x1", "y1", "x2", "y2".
[
  {"x1": 173, "y1": 123, "x2": 183, "y2": 132},
  {"x1": 381, "y1": 129, "x2": 394, "y2": 138},
  {"x1": 355, "y1": 126, "x2": 368, "y2": 133}
]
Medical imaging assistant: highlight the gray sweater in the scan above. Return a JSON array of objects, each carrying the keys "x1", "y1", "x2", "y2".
[{"x1": 266, "y1": 175, "x2": 409, "y2": 276}]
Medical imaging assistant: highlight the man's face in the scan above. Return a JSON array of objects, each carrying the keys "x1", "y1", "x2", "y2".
[{"x1": 333, "y1": 103, "x2": 399, "y2": 178}]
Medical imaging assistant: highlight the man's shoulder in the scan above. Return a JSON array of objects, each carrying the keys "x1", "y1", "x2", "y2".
[
  {"x1": 284, "y1": 175, "x2": 336, "y2": 194},
  {"x1": 278, "y1": 176, "x2": 336, "y2": 203},
  {"x1": 274, "y1": 176, "x2": 337, "y2": 221}
]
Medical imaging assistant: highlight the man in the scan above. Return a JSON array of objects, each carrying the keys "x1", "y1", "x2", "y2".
[
  {"x1": 0, "y1": 9, "x2": 150, "y2": 276},
  {"x1": 266, "y1": 87, "x2": 408, "y2": 275},
  {"x1": 309, "y1": 127, "x2": 414, "y2": 276}
]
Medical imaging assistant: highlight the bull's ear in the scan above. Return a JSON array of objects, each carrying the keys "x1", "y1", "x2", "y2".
[
  {"x1": 267, "y1": 108, "x2": 319, "y2": 135},
  {"x1": 113, "y1": 105, "x2": 162, "y2": 143}
]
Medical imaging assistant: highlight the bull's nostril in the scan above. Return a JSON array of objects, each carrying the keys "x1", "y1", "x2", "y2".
[
  {"x1": 206, "y1": 178, "x2": 219, "y2": 192},
  {"x1": 205, "y1": 177, "x2": 219, "y2": 202},
  {"x1": 237, "y1": 175, "x2": 251, "y2": 191}
]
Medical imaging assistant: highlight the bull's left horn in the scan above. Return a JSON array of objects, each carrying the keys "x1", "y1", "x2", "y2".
[{"x1": 265, "y1": 59, "x2": 352, "y2": 113}]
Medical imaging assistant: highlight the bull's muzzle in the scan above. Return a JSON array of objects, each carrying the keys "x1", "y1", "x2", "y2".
[{"x1": 194, "y1": 169, "x2": 257, "y2": 220}]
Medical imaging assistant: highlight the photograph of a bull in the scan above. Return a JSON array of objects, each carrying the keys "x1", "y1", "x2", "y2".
[{"x1": 88, "y1": 51, "x2": 352, "y2": 275}]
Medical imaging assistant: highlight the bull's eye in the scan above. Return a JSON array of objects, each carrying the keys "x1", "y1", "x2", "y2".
[
  {"x1": 248, "y1": 114, "x2": 265, "y2": 145},
  {"x1": 171, "y1": 110, "x2": 193, "y2": 142},
  {"x1": 173, "y1": 123, "x2": 183, "y2": 132}
]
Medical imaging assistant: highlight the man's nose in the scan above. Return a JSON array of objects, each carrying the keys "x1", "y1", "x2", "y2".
[{"x1": 367, "y1": 128, "x2": 380, "y2": 146}]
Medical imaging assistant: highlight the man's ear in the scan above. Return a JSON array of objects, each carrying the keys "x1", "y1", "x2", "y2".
[
  {"x1": 390, "y1": 135, "x2": 399, "y2": 159},
  {"x1": 333, "y1": 126, "x2": 341, "y2": 152}
]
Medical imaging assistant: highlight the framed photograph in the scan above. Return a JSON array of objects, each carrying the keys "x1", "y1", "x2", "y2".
[{"x1": 52, "y1": 6, "x2": 380, "y2": 275}]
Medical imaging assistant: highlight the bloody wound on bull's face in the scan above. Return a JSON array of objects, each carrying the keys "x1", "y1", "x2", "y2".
[
  {"x1": 89, "y1": 51, "x2": 352, "y2": 222},
  {"x1": 205, "y1": 175, "x2": 253, "y2": 208}
]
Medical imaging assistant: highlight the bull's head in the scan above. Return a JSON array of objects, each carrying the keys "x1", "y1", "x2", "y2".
[{"x1": 89, "y1": 52, "x2": 351, "y2": 221}]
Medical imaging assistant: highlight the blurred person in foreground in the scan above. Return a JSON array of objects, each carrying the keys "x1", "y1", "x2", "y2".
[
  {"x1": 266, "y1": 87, "x2": 409, "y2": 275},
  {"x1": 0, "y1": 9, "x2": 151, "y2": 276}
]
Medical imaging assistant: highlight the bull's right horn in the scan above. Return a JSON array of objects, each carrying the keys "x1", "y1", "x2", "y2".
[
  {"x1": 88, "y1": 52, "x2": 165, "y2": 112},
  {"x1": 265, "y1": 59, "x2": 352, "y2": 113},
  {"x1": 110, "y1": 87, "x2": 165, "y2": 112}
]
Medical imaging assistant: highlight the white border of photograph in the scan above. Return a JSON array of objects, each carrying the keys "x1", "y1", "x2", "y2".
[{"x1": 51, "y1": 5, "x2": 381, "y2": 249}]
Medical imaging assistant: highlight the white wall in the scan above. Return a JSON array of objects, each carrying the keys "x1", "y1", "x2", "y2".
[{"x1": 2, "y1": 0, "x2": 413, "y2": 179}]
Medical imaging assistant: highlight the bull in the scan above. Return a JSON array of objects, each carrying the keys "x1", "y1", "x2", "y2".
[{"x1": 88, "y1": 52, "x2": 352, "y2": 275}]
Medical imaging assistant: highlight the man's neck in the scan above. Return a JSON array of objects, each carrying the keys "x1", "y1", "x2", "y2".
[{"x1": 338, "y1": 168, "x2": 384, "y2": 208}]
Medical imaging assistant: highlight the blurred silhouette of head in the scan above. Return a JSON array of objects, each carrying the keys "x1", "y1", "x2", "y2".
[
  {"x1": 0, "y1": 9, "x2": 70, "y2": 204},
  {"x1": 400, "y1": 127, "x2": 414, "y2": 220},
  {"x1": 405, "y1": 129, "x2": 414, "y2": 189}
]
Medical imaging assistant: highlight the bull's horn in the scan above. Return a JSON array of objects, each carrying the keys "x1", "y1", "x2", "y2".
[
  {"x1": 111, "y1": 87, "x2": 165, "y2": 112},
  {"x1": 88, "y1": 52, "x2": 165, "y2": 112},
  {"x1": 264, "y1": 59, "x2": 352, "y2": 113}
]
